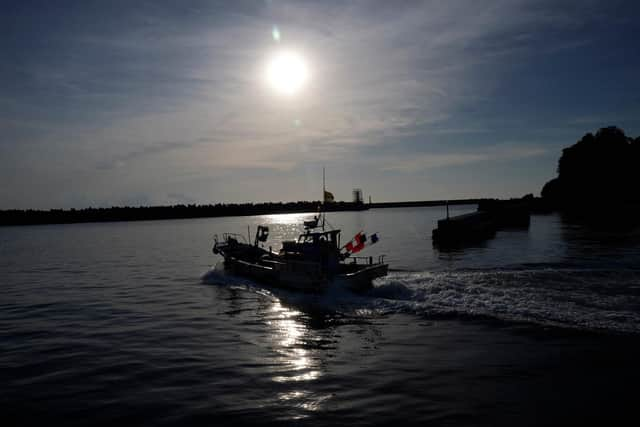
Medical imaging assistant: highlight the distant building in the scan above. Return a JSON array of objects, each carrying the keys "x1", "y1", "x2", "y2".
[{"x1": 353, "y1": 188, "x2": 363, "y2": 204}]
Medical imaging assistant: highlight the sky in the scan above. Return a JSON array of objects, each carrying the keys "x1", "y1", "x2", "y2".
[{"x1": 2, "y1": 0, "x2": 640, "y2": 209}]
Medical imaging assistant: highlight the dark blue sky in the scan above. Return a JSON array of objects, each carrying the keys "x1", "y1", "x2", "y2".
[{"x1": 2, "y1": 0, "x2": 639, "y2": 208}]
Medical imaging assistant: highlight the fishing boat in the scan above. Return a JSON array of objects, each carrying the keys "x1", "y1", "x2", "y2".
[{"x1": 212, "y1": 171, "x2": 388, "y2": 292}]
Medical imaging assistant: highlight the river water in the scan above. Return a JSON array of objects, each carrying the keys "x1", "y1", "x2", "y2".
[{"x1": 2, "y1": 206, "x2": 640, "y2": 426}]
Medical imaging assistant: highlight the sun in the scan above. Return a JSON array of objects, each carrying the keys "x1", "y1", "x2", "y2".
[{"x1": 265, "y1": 51, "x2": 310, "y2": 96}]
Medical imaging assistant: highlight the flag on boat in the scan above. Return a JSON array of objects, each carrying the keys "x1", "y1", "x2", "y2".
[
  {"x1": 324, "y1": 190, "x2": 335, "y2": 203},
  {"x1": 343, "y1": 231, "x2": 380, "y2": 255},
  {"x1": 344, "y1": 231, "x2": 367, "y2": 254}
]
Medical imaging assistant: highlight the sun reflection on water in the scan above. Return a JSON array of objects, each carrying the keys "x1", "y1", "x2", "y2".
[
  {"x1": 277, "y1": 390, "x2": 334, "y2": 415},
  {"x1": 260, "y1": 212, "x2": 316, "y2": 225},
  {"x1": 266, "y1": 299, "x2": 328, "y2": 416}
]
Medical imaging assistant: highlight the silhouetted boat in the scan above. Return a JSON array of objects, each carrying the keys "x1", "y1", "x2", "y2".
[
  {"x1": 213, "y1": 217, "x2": 388, "y2": 292},
  {"x1": 212, "y1": 170, "x2": 387, "y2": 292}
]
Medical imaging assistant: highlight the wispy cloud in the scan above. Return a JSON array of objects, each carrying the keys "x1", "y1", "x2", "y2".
[
  {"x1": 1, "y1": 0, "x2": 639, "y2": 208},
  {"x1": 379, "y1": 144, "x2": 548, "y2": 172}
]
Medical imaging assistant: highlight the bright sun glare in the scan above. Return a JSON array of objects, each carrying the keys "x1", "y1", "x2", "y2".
[{"x1": 265, "y1": 51, "x2": 309, "y2": 96}]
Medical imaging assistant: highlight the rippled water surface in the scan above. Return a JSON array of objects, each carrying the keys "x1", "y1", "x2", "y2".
[{"x1": 2, "y1": 206, "x2": 640, "y2": 426}]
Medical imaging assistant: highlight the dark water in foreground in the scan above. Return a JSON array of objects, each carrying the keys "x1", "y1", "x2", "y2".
[{"x1": 2, "y1": 206, "x2": 640, "y2": 426}]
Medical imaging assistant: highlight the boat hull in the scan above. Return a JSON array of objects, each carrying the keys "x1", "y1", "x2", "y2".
[
  {"x1": 338, "y1": 263, "x2": 389, "y2": 292},
  {"x1": 224, "y1": 256, "x2": 279, "y2": 283},
  {"x1": 222, "y1": 255, "x2": 387, "y2": 293}
]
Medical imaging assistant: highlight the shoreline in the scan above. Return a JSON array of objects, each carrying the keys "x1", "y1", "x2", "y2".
[{"x1": 0, "y1": 199, "x2": 483, "y2": 227}]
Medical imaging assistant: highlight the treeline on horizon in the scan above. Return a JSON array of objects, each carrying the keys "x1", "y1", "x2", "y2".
[
  {"x1": 0, "y1": 199, "x2": 481, "y2": 226},
  {"x1": 0, "y1": 201, "x2": 357, "y2": 226}
]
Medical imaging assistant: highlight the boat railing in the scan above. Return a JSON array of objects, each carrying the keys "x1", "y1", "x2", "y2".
[
  {"x1": 213, "y1": 233, "x2": 248, "y2": 245},
  {"x1": 348, "y1": 255, "x2": 386, "y2": 265}
]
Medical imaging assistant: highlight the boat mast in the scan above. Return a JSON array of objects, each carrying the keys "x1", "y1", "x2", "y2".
[{"x1": 322, "y1": 166, "x2": 326, "y2": 230}]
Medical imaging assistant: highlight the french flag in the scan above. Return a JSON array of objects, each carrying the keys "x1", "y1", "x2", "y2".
[{"x1": 345, "y1": 231, "x2": 371, "y2": 254}]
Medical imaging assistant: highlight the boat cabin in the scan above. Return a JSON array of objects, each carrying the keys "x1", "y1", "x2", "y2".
[
  {"x1": 297, "y1": 229, "x2": 340, "y2": 247},
  {"x1": 279, "y1": 229, "x2": 342, "y2": 275}
]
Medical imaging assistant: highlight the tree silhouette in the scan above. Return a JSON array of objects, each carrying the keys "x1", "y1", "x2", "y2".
[{"x1": 542, "y1": 126, "x2": 640, "y2": 207}]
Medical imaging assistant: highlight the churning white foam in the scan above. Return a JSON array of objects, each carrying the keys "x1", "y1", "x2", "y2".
[
  {"x1": 202, "y1": 265, "x2": 640, "y2": 334},
  {"x1": 368, "y1": 269, "x2": 640, "y2": 333}
]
